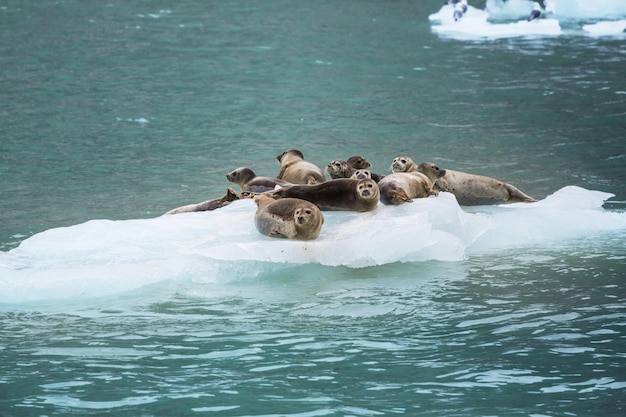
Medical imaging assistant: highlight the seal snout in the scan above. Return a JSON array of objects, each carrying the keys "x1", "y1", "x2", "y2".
[{"x1": 296, "y1": 208, "x2": 313, "y2": 224}]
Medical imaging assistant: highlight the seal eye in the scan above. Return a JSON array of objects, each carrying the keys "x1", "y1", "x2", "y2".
[
  {"x1": 401, "y1": 159, "x2": 407, "y2": 164},
  {"x1": 305, "y1": 209, "x2": 311, "y2": 215},
  {"x1": 334, "y1": 162, "x2": 341, "y2": 167}
]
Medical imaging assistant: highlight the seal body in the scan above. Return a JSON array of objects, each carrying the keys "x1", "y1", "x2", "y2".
[
  {"x1": 253, "y1": 195, "x2": 324, "y2": 240},
  {"x1": 378, "y1": 163, "x2": 446, "y2": 205},
  {"x1": 453, "y1": 3, "x2": 465, "y2": 21},
  {"x1": 528, "y1": 2, "x2": 542, "y2": 21},
  {"x1": 271, "y1": 178, "x2": 380, "y2": 212},
  {"x1": 433, "y1": 169, "x2": 537, "y2": 205},
  {"x1": 226, "y1": 167, "x2": 291, "y2": 193},
  {"x1": 164, "y1": 188, "x2": 243, "y2": 215},
  {"x1": 276, "y1": 149, "x2": 326, "y2": 185}
]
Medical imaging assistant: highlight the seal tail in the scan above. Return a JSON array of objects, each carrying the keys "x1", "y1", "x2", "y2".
[{"x1": 505, "y1": 184, "x2": 537, "y2": 203}]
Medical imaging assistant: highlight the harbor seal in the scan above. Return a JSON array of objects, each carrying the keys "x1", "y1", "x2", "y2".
[
  {"x1": 528, "y1": 2, "x2": 542, "y2": 21},
  {"x1": 270, "y1": 178, "x2": 380, "y2": 212},
  {"x1": 327, "y1": 156, "x2": 383, "y2": 182},
  {"x1": 325, "y1": 156, "x2": 372, "y2": 179},
  {"x1": 326, "y1": 160, "x2": 354, "y2": 180},
  {"x1": 433, "y1": 169, "x2": 537, "y2": 205},
  {"x1": 350, "y1": 169, "x2": 385, "y2": 183},
  {"x1": 391, "y1": 155, "x2": 537, "y2": 205},
  {"x1": 226, "y1": 167, "x2": 291, "y2": 193},
  {"x1": 164, "y1": 188, "x2": 244, "y2": 215},
  {"x1": 253, "y1": 194, "x2": 324, "y2": 240},
  {"x1": 351, "y1": 169, "x2": 372, "y2": 180},
  {"x1": 347, "y1": 155, "x2": 371, "y2": 170},
  {"x1": 276, "y1": 149, "x2": 326, "y2": 185},
  {"x1": 378, "y1": 162, "x2": 446, "y2": 205},
  {"x1": 453, "y1": 2, "x2": 465, "y2": 21},
  {"x1": 390, "y1": 155, "x2": 419, "y2": 174}
]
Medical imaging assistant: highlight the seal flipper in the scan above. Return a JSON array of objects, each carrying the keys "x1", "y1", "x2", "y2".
[
  {"x1": 505, "y1": 183, "x2": 537, "y2": 203},
  {"x1": 393, "y1": 188, "x2": 413, "y2": 204}
]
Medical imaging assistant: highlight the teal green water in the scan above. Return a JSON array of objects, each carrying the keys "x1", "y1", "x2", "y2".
[{"x1": 1, "y1": 1, "x2": 626, "y2": 416}]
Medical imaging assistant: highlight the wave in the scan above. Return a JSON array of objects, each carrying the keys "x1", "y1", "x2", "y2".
[
  {"x1": 430, "y1": 2, "x2": 626, "y2": 40},
  {"x1": 1, "y1": 186, "x2": 624, "y2": 304}
]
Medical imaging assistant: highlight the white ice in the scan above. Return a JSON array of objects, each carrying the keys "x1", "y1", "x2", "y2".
[
  {"x1": 582, "y1": 20, "x2": 626, "y2": 36},
  {"x1": 430, "y1": 1, "x2": 626, "y2": 40},
  {"x1": 1, "y1": 186, "x2": 624, "y2": 303}
]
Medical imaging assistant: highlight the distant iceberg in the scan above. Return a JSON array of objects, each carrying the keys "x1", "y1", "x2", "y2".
[
  {"x1": 430, "y1": 4, "x2": 561, "y2": 39},
  {"x1": 430, "y1": 1, "x2": 626, "y2": 40},
  {"x1": 582, "y1": 20, "x2": 626, "y2": 36}
]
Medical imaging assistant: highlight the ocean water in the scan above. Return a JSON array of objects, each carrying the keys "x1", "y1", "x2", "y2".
[{"x1": 1, "y1": 0, "x2": 625, "y2": 416}]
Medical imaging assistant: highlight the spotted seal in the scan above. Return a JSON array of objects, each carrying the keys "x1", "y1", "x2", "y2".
[
  {"x1": 164, "y1": 188, "x2": 244, "y2": 215},
  {"x1": 270, "y1": 178, "x2": 380, "y2": 212},
  {"x1": 276, "y1": 149, "x2": 326, "y2": 185},
  {"x1": 253, "y1": 194, "x2": 324, "y2": 240},
  {"x1": 226, "y1": 167, "x2": 291, "y2": 193},
  {"x1": 391, "y1": 155, "x2": 536, "y2": 205},
  {"x1": 378, "y1": 162, "x2": 446, "y2": 205}
]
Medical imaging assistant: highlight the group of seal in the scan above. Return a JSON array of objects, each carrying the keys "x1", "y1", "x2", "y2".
[
  {"x1": 390, "y1": 155, "x2": 537, "y2": 205},
  {"x1": 378, "y1": 162, "x2": 446, "y2": 205},
  {"x1": 164, "y1": 148, "x2": 537, "y2": 240}
]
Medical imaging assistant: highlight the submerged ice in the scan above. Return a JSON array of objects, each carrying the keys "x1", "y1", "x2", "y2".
[{"x1": 1, "y1": 186, "x2": 625, "y2": 304}]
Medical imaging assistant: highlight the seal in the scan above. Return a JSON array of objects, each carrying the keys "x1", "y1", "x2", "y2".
[
  {"x1": 433, "y1": 169, "x2": 537, "y2": 205},
  {"x1": 328, "y1": 156, "x2": 384, "y2": 182},
  {"x1": 453, "y1": 2, "x2": 465, "y2": 21},
  {"x1": 390, "y1": 155, "x2": 419, "y2": 174},
  {"x1": 347, "y1": 155, "x2": 371, "y2": 170},
  {"x1": 226, "y1": 167, "x2": 292, "y2": 193},
  {"x1": 326, "y1": 160, "x2": 354, "y2": 180},
  {"x1": 378, "y1": 162, "x2": 446, "y2": 205},
  {"x1": 351, "y1": 169, "x2": 372, "y2": 180},
  {"x1": 528, "y1": 2, "x2": 542, "y2": 21},
  {"x1": 253, "y1": 194, "x2": 324, "y2": 240},
  {"x1": 350, "y1": 169, "x2": 385, "y2": 183},
  {"x1": 276, "y1": 149, "x2": 326, "y2": 185},
  {"x1": 270, "y1": 178, "x2": 380, "y2": 212},
  {"x1": 391, "y1": 155, "x2": 537, "y2": 205},
  {"x1": 164, "y1": 188, "x2": 244, "y2": 215}
]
